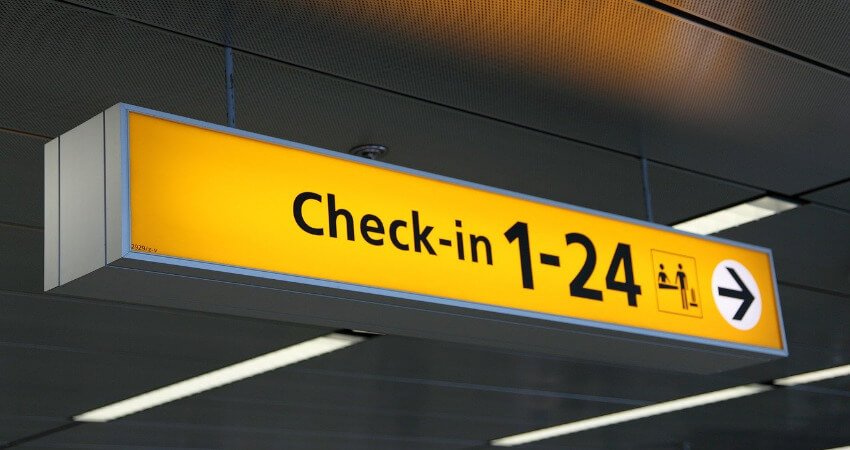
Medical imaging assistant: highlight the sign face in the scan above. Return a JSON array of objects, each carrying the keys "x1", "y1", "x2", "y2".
[{"x1": 126, "y1": 111, "x2": 785, "y2": 353}]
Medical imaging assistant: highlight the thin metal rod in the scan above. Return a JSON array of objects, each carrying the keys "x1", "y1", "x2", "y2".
[
  {"x1": 224, "y1": 45, "x2": 236, "y2": 128},
  {"x1": 641, "y1": 156, "x2": 655, "y2": 223}
]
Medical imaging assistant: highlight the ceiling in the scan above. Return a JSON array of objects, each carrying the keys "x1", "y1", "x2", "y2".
[{"x1": 0, "y1": 0, "x2": 848, "y2": 448}]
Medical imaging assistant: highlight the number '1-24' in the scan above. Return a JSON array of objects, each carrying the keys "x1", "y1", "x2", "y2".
[{"x1": 504, "y1": 221, "x2": 642, "y2": 306}]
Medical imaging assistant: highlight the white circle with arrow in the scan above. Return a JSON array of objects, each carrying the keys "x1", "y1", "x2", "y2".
[{"x1": 712, "y1": 260, "x2": 762, "y2": 330}]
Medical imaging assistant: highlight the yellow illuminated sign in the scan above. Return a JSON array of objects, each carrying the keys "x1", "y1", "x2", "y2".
[{"x1": 128, "y1": 112, "x2": 784, "y2": 351}]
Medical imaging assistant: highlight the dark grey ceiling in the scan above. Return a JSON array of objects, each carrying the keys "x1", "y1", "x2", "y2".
[
  {"x1": 657, "y1": 0, "x2": 850, "y2": 72},
  {"x1": 717, "y1": 205, "x2": 850, "y2": 297},
  {"x1": 804, "y1": 180, "x2": 850, "y2": 211},
  {"x1": 231, "y1": 51, "x2": 647, "y2": 218},
  {"x1": 0, "y1": 133, "x2": 44, "y2": 228},
  {"x1": 11, "y1": 0, "x2": 850, "y2": 194},
  {"x1": 0, "y1": 0, "x2": 848, "y2": 448},
  {"x1": 524, "y1": 388, "x2": 850, "y2": 450},
  {"x1": 647, "y1": 162, "x2": 763, "y2": 225},
  {"x1": 0, "y1": 0, "x2": 226, "y2": 136},
  {"x1": 0, "y1": 224, "x2": 42, "y2": 294}
]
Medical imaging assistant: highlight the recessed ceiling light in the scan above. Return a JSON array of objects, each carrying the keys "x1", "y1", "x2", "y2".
[
  {"x1": 74, "y1": 332, "x2": 366, "y2": 422},
  {"x1": 773, "y1": 364, "x2": 850, "y2": 387},
  {"x1": 489, "y1": 384, "x2": 772, "y2": 447},
  {"x1": 490, "y1": 360, "x2": 850, "y2": 446},
  {"x1": 673, "y1": 196, "x2": 798, "y2": 235}
]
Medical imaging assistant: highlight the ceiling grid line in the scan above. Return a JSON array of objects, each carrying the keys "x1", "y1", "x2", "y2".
[
  {"x1": 0, "y1": 127, "x2": 51, "y2": 141},
  {"x1": 629, "y1": 0, "x2": 850, "y2": 78}
]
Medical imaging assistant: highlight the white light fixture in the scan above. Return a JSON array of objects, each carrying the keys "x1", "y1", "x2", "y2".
[
  {"x1": 824, "y1": 447, "x2": 850, "y2": 450},
  {"x1": 490, "y1": 360, "x2": 850, "y2": 447},
  {"x1": 490, "y1": 384, "x2": 771, "y2": 447},
  {"x1": 74, "y1": 332, "x2": 365, "y2": 422},
  {"x1": 673, "y1": 196, "x2": 798, "y2": 235},
  {"x1": 773, "y1": 364, "x2": 850, "y2": 387}
]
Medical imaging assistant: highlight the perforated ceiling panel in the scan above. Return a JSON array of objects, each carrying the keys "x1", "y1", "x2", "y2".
[
  {"x1": 647, "y1": 162, "x2": 762, "y2": 225},
  {"x1": 656, "y1": 0, "x2": 850, "y2": 72},
  {"x1": 0, "y1": 0, "x2": 226, "y2": 137},
  {"x1": 0, "y1": 290, "x2": 335, "y2": 447},
  {"x1": 63, "y1": 0, "x2": 850, "y2": 194},
  {"x1": 0, "y1": 132, "x2": 45, "y2": 227},
  {"x1": 717, "y1": 205, "x2": 850, "y2": 296},
  {"x1": 804, "y1": 181, "x2": 850, "y2": 211},
  {"x1": 0, "y1": 225, "x2": 41, "y2": 293},
  {"x1": 528, "y1": 388, "x2": 850, "y2": 449},
  {"x1": 231, "y1": 51, "x2": 647, "y2": 219}
]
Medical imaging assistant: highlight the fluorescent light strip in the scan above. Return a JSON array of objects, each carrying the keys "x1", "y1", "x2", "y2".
[
  {"x1": 673, "y1": 196, "x2": 798, "y2": 235},
  {"x1": 824, "y1": 447, "x2": 850, "y2": 450},
  {"x1": 491, "y1": 361, "x2": 850, "y2": 446},
  {"x1": 74, "y1": 332, "x2": 365, "y2": 422},
  {"x1": 490, "y1": 384, "x2": 771, "y2": 447},
  {"x1": 774, "y1": 364, "x2": 850, "y2": 386}
]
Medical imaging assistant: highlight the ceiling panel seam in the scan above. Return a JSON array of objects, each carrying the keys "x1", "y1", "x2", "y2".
[
  {"x1": 789, "y1": 385, "x2": 850, "y2": 399},
  {"x1": 806, "y1": 202, "x2": 850, "y2": 217},
  {"x1": 0, "y1": 422, "x2": 79, "y2": 449},
  {"x1": 33, "y1": 1, "x2": 845, "y2": 206},
  {"x1": 630, "y1": 0, "x2": 850, "y2": 78},
  {"x1": 289, "y1": 368, "x2": 652, "y2": 406},
  {"x1": 778, "y1": 281, "x2": 850, "y2": 300},
  {"x1": 665, "y1": 194, "x2": 848, "y2": 224},
  {"x1": 80, "y1": 419, "x2": 484, "y2": 446},
  {"x1": 0, "y1": 288, "x2": 337, "y2": 332},
  {"x1": 0, "y1": 127, "x2": 51, "y2": 141},
  {"x1": 198, "y1": 395, "x2": 544, "y2": 425},
  {"x1": 0, "y1": 221, "x2": 42, "y2": 232},
  {"x1": 796, "y1": 176, "x2": 850, "y2": 197},
  {"x1": 660, "y1": 193, "x2": 766, "y2": 226},
  {"x1": 0, "y1": 339, "x2": 243, "y2": 365}
]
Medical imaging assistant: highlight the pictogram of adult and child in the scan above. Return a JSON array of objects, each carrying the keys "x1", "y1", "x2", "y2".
[{"x1": 657, "y1": 263, "x2": 698, "y2": 310}]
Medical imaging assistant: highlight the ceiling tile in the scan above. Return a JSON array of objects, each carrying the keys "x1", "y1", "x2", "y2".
[
  {"x1": 648, "y1": 162, "x2": 762, "y2": 225},
  {"x1": 717, "y1": 205, "x2": 850, "y2": 296},
  {"x1": 0, "y1": 416, "x2": 68, "y2": 447},
  {"x1": 0, "y1": 291, "x2": 331, "y2": 366},
  {"x1": 658, "y1": 0, "x2": 850, "y2": 72},
  {"x1": 775, "y1": 285, "x2": 850, "y2": 355},
  {"x1": 803, "y1": 181, "x2": 850, "y2": 212},
  {"x1": 0, "y1": 132, "x2": 45, "y2": 227},
  {"x1": 810, "y1": 377, "x2": 850, "y2": 394},
  {"x1": 0, "y1": 290, "x2": 334, "y2": 420},
  {"x1": 0, "y1": 344, "x2": 228, "y2": 418},
  {"x1": 714, "y1": 285, "x2": 850, "y2": 384},
  {"x1": 0, "y1": 224, "x2": 41, "y2": 293},
  {"x1": 177, "y1": 365, "x2": 630, "y2": 428},
  {"x1": 130, "y1": 392, "x2": 558, "y2": 444},
  {"x1": 0, "y1": 0, "x2": 226, "y2": 137},
  {"x1": 21, "y1": 418, "x2": 475, "y2": 450},
  {"x1": 60, "y1": 0, "x2": 850, "y2": 193},
  {"x1": 233, "y1": 52, "x2": 647, "y2": 219},
  {"x1": 293, "y1": 336, "x2": 741, "y2": 404},
  {"x1": 532, "y1": 388, "x2": 850, "y2": 449}
]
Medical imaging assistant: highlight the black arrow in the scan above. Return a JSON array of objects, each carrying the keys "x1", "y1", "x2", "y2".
[{"x1": 717, "y1": 267, "x2": 755, "y2": 320}]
